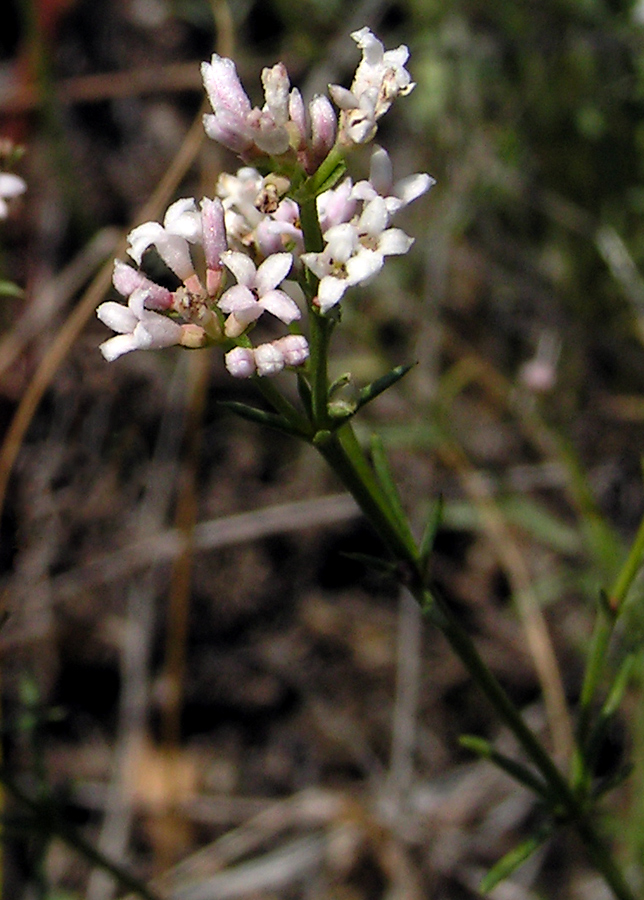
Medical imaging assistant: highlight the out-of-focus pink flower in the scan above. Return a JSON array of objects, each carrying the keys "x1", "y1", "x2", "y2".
[{"x1": 0, "y1": 171, "x2": 26, "y2": 218}]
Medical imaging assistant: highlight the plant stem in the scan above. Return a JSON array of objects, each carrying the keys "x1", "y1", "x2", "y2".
[
  {"x1": 314, "y1": 422, "x2": 418, "y2": 567},
  {"x1": 310, "y1": 422, "x2": 636, "y2": 900}
]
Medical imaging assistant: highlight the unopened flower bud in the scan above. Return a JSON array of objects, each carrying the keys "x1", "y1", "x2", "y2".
[
  {"x1": 309, "y1": 95, "x2": 337, "y2": 160},
  {"x1": 274, "y1": 334, "x2": 309, "y2": 367},
  {"x1": 225, "y1": 346, "x2": 256, "y2": 378},
  {"x1": 201, "y1": 197, "x2": 227, "y2": 273},
  {"x1": 254, "y1": 342, "x2": 285, "y2": 377}
]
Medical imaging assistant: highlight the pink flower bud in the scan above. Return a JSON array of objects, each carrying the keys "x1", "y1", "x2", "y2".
[
  {"x1": 201, "y1": 197, "x2": 227, "y2": 272},
  {"x1": 309, "y1": 95, "x2": 337, "y2": 161},
  {"x1": 112, "y1": 260, "x2": 173, "y2": 310},
  {"x1": 254, "y1": 342, "x2": 285, "y2": 377},
  {"x1": 225, "y1": 346, "x2": 256, "y2": 378},
  {"x1": 274, "y1": 334, "x2": 309, "y2": 368}
]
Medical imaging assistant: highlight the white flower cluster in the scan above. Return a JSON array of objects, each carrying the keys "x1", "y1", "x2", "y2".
[{"x1": 97, "y1": 28, "x2": 433, "y2": 378}]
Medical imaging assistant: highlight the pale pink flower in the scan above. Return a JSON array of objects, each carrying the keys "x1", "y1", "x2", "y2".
[
  {"x1": 301, "y1": 223, "x2": 383, "y2": 313},
  {"x1": 127, "y1": 198, "x2": 202, "y2": 282},
  {"x1": 97, "y1": 289, "x2": 186, "y2": 361},
  {"x1": 353, "y1": 146, "x2": 434, "y2": 214},
  {"x1": 218, "y1": 251, "x2": 300, "y2": 336}
]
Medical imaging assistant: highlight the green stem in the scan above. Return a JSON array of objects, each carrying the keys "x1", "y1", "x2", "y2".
[
  {"x1": 310, "y1": 424, "x2": 636, "y2": 900},
  {"x1": 298, "y1": 193, "x2": 334, "y2": 428},
  {"x1": 609, "y1": 509, "x2": 644, "y2": 614},
  {"x1": 308, "y1": 311, "x2": 333, "y2": 427},
  {"x1": 314, "y1": 423, "x2": 418, "y2": 567}
]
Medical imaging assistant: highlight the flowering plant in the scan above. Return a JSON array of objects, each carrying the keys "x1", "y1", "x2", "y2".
[{"x1": 95, "y1": 27, "x2": 644, "y2": 900}]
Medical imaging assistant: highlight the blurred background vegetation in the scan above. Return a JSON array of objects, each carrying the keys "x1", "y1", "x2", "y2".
[{"x1": 3, "y1": 0, "x2": 644, "y2": 897}]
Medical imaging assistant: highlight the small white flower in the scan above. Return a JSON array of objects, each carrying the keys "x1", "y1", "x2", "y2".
[
  {"x1": 0, "y1": 172, "x2": 26, "y2": 219},
  {"x1": 353, "y1": 146, "x2": 435, "y2": 214},
  {"x1": 350, "y1": 27, "x2": 414, "y2": 112},
  {"x1": 218, "y1": 251, "x2": 300, "y2": 336},
  {"x1": 127, "y1": 198, "x2": 202, "y2": 281},
  {"x1": 330, "y1": 28, "x2": 415, "y2": 145},
  {"x1": 302, "y1": 223, "x2": 383, "y2": 313},
  {"x1": 302, "y1": 193, "x2": 415, "y2": 314},
  {"x1": 356, "y1": 195, "x2": 415, "y2": 258},
  {"x1": 97, "y1": 289, "x2": 184, "y2": 361}
]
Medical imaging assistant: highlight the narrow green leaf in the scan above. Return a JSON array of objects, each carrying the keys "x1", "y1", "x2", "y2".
[
  {"x1": 294, "y1": 150, "x2": 347, "y2": 200},
  {"x1": 480, "y1": 829, "x2": 551, "y2": 893},
  {"x1": 459, "y1": 735, "x2": 551, "y2": 801},
  {"x1": 357, "y1": 363, "x2": 416, "y2": 412},
  {"x1": 603, "y1": 652, "x2": 637, "y2": 718},
  {"x1": 419, "y1": 495, "x2": 444, "y2": 581},
  {"x1": 329, "y1": 373, "x2": 353, "y2": 397},
  {"x1": 297, "y1": 372, "x2": 313, "y2": 419},
  {"x1": 598, "y1": 588, "x2": 616, "y2": 621},
  {"x1": 370, "y1": 434, "x2": 417, "y2": 552},
  {"x1": 582, "y1": 653, "x2": 638, "y2": 778},
  {"x1": 292, "y1": 155, "x2": 346, "y2": 204},
  {"x1": 219, "y1": 401, "x2": 301, "y2": 436}
]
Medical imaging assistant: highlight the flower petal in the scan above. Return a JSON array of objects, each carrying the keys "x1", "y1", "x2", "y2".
[
  {"x1": 255, "y1": 252, "x2": 292, "y2": 294},
  {"x1": 317, "y1": 276, "x2": 349, "y2": 312},
  {"x1": 221, "y1": 250, "x2": 257, "y2": 286},
  {"x1": 127, "y1": 222, "x2": 164, "y2": 265},
  {"x1": 136, "y1": 313, "x2": 183, "y2": 348},
  {"x1": 259, "y1": 289, "x2": 301, "y2": 323},
  {"x1": 99, "y1": 333, "x2": 139, "y2": 361},
  {"x1": 218, "y1": 284, "x2": 256, "y2": 313},
  {"x1": 377, "y1": 228, "x2": 414, "y2": 256},
  {"x1": 202, "y1": 55, "x2": 251, "y2": 120},
  {"x1": 395, "y1": 173, "x2": 435, "y2": 206},
  {"x1": 97, "y1": 301, "x2": 138, "y2": 334},
  {"x1": 346, "y1": 248, "x2": 383, "y2": 284}
]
